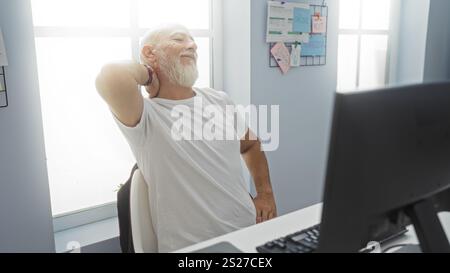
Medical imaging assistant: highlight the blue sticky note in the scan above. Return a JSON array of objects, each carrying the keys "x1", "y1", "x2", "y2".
[
  {"x1": 301, "y1": 34, "x2": 326, "y2": 56},
  {"x1": 293, "y1": 7, "x2": 311, "y2": 33}
]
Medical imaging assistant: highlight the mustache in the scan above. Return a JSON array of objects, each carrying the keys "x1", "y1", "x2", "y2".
[{"x1": 180, "y1": 51, "x2": 198, "y2": 60}]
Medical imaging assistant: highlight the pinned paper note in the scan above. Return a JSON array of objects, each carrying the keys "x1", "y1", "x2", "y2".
[
  {"x1": 271, "y1": 42, "x2": 291, "y2": 74},
  {"x1": 290, "y1": 44, "x2": 302, "y2": 67},
  {"x1": 0, "y1": 76, "x2": 4, "y2": 91},
  {"x1": 293, "y1": 7, "x2": 311, "y2": 34},
  {"x1": 266, "y1": 1, "x2": 310, "y2": 43},
  {"x1": 0, "y1": 28, "x2": 8, "y2": 66},
  {"x1": 301, "y1": 34, "x2": 326, "y2": 57},
  {"x1": 312, "y1": 16, "x2": 327, "y2": 33}
]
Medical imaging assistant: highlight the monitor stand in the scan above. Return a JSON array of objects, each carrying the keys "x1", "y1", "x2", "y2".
[{"x1": 407, "y1": 198, "x2": 450, "y2": 253}]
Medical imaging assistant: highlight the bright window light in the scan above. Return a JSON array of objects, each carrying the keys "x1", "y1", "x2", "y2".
[
  {"x1": 35, "y1": 37, "x2": 135, "y2": 215},
  {"x1": 359, "y1": 35, "x2": 388, "y2": 89},
  {"x1": 339, "y1": 0, "x2": 360, "y2": 29},
  {"x1": 361, "y1": 0, "x2": 391, "y2": 30},
  {"x1": 337, "y1": 0, "x2": 392, "y2": 92},
  {"x1": 194, "y1": 37, "x2": 210, "y2": 88},
  {"x1": 31, "y1": 0, "x2": 131, "y2": 27},
  {"x1": 337, "y1": 35, "x2": 358, "y2": 91},
  {"x1": 138, "y1": 0, "x2": 210, "y2": 29}
]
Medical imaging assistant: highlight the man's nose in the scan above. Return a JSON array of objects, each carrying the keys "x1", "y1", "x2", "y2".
[{"x1": 187, "y1": 40, "x2": 198, "y2": 52}]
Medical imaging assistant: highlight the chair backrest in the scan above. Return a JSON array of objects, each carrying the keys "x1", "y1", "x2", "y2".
[
  {"x1": 130, "y1": 168, "x2": 158, "y2": 253},
  {"x1": 117, "y1": 165, "x2": 137, "y2": 253}
]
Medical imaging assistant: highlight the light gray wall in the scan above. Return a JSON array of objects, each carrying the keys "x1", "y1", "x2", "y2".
[
  {"x1": 223, "y1": 0, "x2": 251, "y2": 107},
  {"x1": 249, "y1": 0, "x2": 339, "y2": 215},
  {"x1": 0, "y1": 0, "x2": 55, "y2": 252},
  {"x1": 423, "y1": 0, "x2": 450, "y2": 82},
  {"x1": 395, "y1": 0, "x2": 430, "y2": 85},
  {"x1": 394, "y1": 0, "x2": 450, "y2": 85}
]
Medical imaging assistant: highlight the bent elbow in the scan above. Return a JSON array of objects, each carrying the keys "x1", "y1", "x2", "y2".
[{"x1": 95, "y1": 64, "x2": 119, "y2": 96}]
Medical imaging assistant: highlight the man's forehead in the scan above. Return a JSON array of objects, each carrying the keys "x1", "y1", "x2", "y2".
[{"x1": 168, "y1": 29, "x2": 193, "y2": 39}]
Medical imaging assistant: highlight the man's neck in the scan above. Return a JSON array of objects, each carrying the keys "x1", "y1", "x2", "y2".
[{"x1": 157, "y1": 80, "x2": 196, "y2": 100}]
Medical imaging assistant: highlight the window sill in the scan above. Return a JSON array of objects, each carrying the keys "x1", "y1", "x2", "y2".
[{"x1": 54, "y1": 217, "x2": 120, "y2": 253}]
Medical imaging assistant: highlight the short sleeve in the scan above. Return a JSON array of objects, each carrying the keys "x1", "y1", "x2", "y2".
[
  {"x1": 219, "y1": 91, "x2": 249, "y2": 140},
  {"x1": 111, "y1": 98, "x2": 153, "y2": 148}
]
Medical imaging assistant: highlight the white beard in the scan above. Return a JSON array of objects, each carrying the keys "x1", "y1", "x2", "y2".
[{"x1": 159, "y1": 52, "x2": 199, "y2": 88}]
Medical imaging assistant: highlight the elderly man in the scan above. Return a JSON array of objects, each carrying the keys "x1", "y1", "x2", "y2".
[{"x1": 95, "y1": 24, "x2": 277, "y2": 252}]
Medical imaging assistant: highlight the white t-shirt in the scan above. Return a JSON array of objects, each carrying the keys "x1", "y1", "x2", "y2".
[{"x1": 112, "y1": 87, "x2": 257, "y2": 252}]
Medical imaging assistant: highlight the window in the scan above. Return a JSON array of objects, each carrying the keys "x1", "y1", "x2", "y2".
[
  {"x1": 337, "y1": 0, "x2": 395, "y2": 92},
  {"x1": 31, "y1": 0, "x2": 221, "y2": 224}
]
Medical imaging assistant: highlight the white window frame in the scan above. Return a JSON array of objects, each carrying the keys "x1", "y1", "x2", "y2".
[
  {"x1": 337, "y1": 0, "x2": 401, "y2": 91},
  {"x1": 32, "y1": 0, "x2": 223, "y2": 232}
]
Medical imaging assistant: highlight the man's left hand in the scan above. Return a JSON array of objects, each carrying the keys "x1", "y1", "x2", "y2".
[{"x1": 252, "y1": 192, "x2": 277, "y2": 224}]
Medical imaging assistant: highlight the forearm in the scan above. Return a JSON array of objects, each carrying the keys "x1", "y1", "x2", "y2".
[
  {"x1": 95, "y1": 61, "x2": 149, "y2": 127},
  {"x1": 96, "y1": 61, "x2": 149, "y2": 97},
  {"x1": 242, "y1": 141, "x2": 273, "y2": 195}
]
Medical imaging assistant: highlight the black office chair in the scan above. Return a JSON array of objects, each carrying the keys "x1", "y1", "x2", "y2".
[{"x1": 117, "y1": 164, "x2": 158, "y2": 253}]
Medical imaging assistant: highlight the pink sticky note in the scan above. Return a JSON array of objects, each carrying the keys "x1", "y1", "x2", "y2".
[
  {"x1": 312, "y1": 16, "x2": 327, "y2": 34},
  {"x1": 271, "y1": 42, "x2": 291, "y2": 74}
]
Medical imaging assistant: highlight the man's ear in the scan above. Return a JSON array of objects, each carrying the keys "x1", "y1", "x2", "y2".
[
  {"x1": 141, "y1": 45, "x2": 155, "y2": 62},
  {"x1": 142, "y1": 45, "x2": 160, "y2": 71}
]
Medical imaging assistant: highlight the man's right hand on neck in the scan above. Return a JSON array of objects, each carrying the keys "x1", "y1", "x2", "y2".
[{"x1": 145, "y1": 65, "x2": 160, "y2": 98}]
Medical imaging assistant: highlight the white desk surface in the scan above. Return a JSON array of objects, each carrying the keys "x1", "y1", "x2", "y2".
[{"x1": 177, "y1": 203, "x2": 450, "y2": 253}]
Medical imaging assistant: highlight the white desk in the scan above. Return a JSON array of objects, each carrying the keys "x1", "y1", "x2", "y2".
[{"x1": 177, "y1": 203, "x2": 450, "y2": 253}]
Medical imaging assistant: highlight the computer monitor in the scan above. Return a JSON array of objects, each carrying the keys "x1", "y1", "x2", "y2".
[{"x1": 317, "y1": 81, "x2": 450, "y2": 253}]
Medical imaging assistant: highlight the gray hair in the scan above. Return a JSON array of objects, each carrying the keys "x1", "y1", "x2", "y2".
[{"x1": 139, "y1": 23, "x2": 190, "y2": 63}]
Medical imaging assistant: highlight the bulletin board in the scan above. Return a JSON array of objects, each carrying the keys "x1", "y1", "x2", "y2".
[
  {"x1": 0, "y1": 67, "x2": 7, "y2": 108},
  {"x1": 269, "y1": 4, "x2": 328, "y2": 68}
]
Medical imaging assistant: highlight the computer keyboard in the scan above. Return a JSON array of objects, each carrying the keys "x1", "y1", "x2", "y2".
[
  {"x1": 256, "y1": 224, "x2": 408, "y2": 253},
  {"x1": 256, "y1": 224, "x2": 320, "y2": 253}
]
